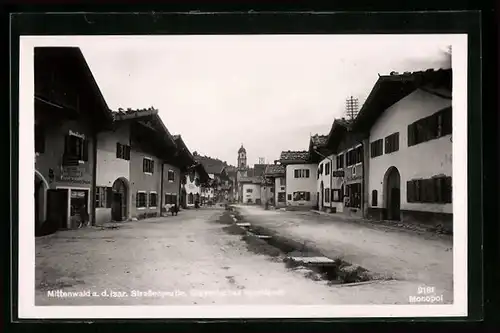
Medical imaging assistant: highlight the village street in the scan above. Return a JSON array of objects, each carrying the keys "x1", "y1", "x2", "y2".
[
  {"x1": 34, "y1": 206, "x2": 448, "y2": 306},
  {"x1": 235, "y1": 205, "x2": 454, "y2": 303}
]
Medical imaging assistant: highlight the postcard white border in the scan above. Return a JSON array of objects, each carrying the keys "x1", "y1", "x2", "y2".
[{"x1": 18, "y1": 34, "x2": 468, "y2": 319}]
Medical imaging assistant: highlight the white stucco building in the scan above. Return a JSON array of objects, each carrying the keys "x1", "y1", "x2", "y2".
[
  {"x1": 241, "y1": 180, "x2": 262, "y2": 204},
  {"x1": 95, "y1": 123, "x2": 131, "y2": 225},
  {"x1": 264, "y1": 164, "x2": 286, "y2": 208},
  {"x1": 279, "y1": 151, "x2": 318, "y2": 210},
  {"x1": 354, "y1": 69, "x2": 453, "y2": 230}
]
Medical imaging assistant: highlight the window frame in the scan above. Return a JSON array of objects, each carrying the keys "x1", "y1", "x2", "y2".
[
  {"x1": 136, "y1": 191, "x2": 147, "y2": 209},
  {"x1": 143, "y1": 157, "x2": 154, "y2": 174},
  {"x1": 149, "y1": 191, "x2": 158, "y2": 209},
  {"x1": 167, "y1": 169, "x2": 175, "y2": 182}
]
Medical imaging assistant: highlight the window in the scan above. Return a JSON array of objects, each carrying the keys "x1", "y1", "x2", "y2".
[
  {"x1": 143, "y1": 158, "x2": 154, "y2": 174},
  {"x1": 270, "y1": 187, "x2": 275, "y2": 193},
  {"x1": 188, "y1": 193, "x2": 194, "y2": 204},
  {"x1": 371, "y1": 190, "x2": 378, "y2": 206},
  {"x1": 370, "y1": 139, "x2": 383, "y2": 158},
  {"x1": 293, "y1": 191, "x2": 311, "y2": 201},
  {"x1": 332, "y1": 189, "x2": 342, "y2": 202},
  {"x1": 136, "y1": 192, "x2": 147, "y2": 208},
  {"x1": 385, "y1": 132, "x2": 400, "y2": 154},
  {"x1": 345, "y1": 183, "x2": 362, "y2": 208},
  {"x1": 168, "y1": 170, "x2": 175, "y2": 182},
  {"x1": 35, "y1": 123, "x2": 45, "y2": 154},
  {"x1": 279, "y1": 178, "x2": 286, "y2": 186},
  {"x1": 408, "y1": 107, "x2": 452, "y2": 146},
  {"x1": 287, "y1": 194, "x2": 292, "y2": 201},
  {"x1": 346, "y1": 146, "x2": 363, "y2": 166},
  {"x1": 336, "y1": 154, "x2": 344, "y2": 169},
  {"x1": 149, "y1": 192, "x2": 157, "y2": 208},
  {"x1": 116, "y1": 143, "x2": 131, "y2": 160},
  {"x1": 324, "y1": 188, "x2": 330, "y2": 203},
  {"x1": 246, "y1": 189, "x2": 253, "y2": 193},
  {"x1": 407, "y1": 176, "x2": 452, "y2": 203},
  {"x1": 325, "y1": 162, "x2": 331, "y2": 175},
  {"x1": 294, "y1": 169, "x2": 310, "y2": 178},
  {"x1": 278, "y1": 192, "x2": 286, "y2": 202},
  {"x1": 165, "y1": 193, "x2": 177, "y2": 205},
  {"x1": 63, "y1": 133, "x2": 88, "y2": 163},
  {"x1": 95, "y1": 187, "x2": 108, "y2": 208}
]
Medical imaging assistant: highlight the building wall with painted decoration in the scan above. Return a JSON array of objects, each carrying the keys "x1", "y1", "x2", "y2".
[
  {"x1": 183, "y1": 169, "x2": 200, "y2": 208},
  {"x1": 35, "y1": 110, "x2": 95, "y2": 229}
]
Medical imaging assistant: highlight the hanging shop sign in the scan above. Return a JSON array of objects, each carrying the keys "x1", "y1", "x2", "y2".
[{"x1": 332, "y1": 170, "x2": 345, "y2": 177}]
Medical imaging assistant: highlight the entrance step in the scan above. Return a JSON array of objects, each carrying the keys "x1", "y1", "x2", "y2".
[{"x1": 236, "y1": 222, "x2": 251, "y2": 227}]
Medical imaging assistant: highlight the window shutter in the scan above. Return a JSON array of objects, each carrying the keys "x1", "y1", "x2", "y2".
[
  {"x1": 116, "y1": 143, "x2": 121, "y2": 158},
  {"x1": 82, "y1": 139, "x2": 89, "y2": 161},
  {"x1": 306, "y1": 169, "x2": 310, "y2": 178},
  {"x1": 151, "y1": 160, "x2": 155, "y2": 173},
  {"x1": 294, "y1": 169, "x2": 298, "y2": 178},
  {"x1": 106, "y1": 187, "x2": 113, "y2": 208},
  {"x1": 414, "y1": 180, "x2": 421, "y2": 202},
  {"x1": 143, "y1": 159, "x2": 146, "y2": 172},
  {"x1": 306, "y1": 192, "x2": 310, "y2": 201},
  {"x1": 136, "y1": 193, "x2": 140, "y2": 207},
  {"x1": 125, "y1": 146, "x2": 130, "y2": 160},
  {"x1": 406, "y1": 181, "x2": 413, "y2": 203},
  {"x1": 445, "y1": 177, "x2": 452, "y2": 203}
]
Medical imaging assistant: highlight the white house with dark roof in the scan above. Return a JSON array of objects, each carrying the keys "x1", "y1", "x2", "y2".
[
  {"x1": 239, "y1": 176, "x2": 263, "y2": 204},
  {"x1": 353, "y1": 68, "x2": 453, "y2": 231},
  {"x1": 264, "y1": 163, "x2": 286, "y2": 208},
  {"x1": 308, "y1": 134, "x2": 336, "y2": 212},
  {"x1": 279, "y1": 150, "x2": 318, "y2": 210}
]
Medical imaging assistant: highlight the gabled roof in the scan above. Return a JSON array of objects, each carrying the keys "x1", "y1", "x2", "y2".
[
  {"x1": 239, "y1": 176, "x2": 262, "y2": 184},
  {"x1": 34, "y1": 47, "x2": 114, "y2": 128},
  {"x1": 264, "y1": 164, "x2": 285, "y2": 177},
  {"x1": 326, "y1": 118, "x2": 353, "y2": 152},
  {"x1": 353, "y1": 68, "x2": 452, "y2": 133},
  {"x1": 173, "y1": 134, "x2": 196, "y2": 169},
  {"x1": 113, "y1": 109, "x2": 177, "y2": 151},
  {"x1": 308, "y1": 134, "x2": 331, "y2": 163},
  {"x1": 279, "y1": 150, "x2": 310, "y2": 165}
]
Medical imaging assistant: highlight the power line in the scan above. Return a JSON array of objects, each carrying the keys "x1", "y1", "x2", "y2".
[{"x1": 345, "y1": 96, "x2": 359, "y2": 121}]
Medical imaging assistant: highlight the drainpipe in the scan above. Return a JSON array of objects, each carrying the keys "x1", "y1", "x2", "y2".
[
  {"x1": 160, "y1": 162, "x2": 164, "y2": 216},
  {"x1": 91, "y1": 131, "x2": 98, "y2": 226}
]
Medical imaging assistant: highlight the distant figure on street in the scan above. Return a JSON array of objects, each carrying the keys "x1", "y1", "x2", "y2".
[
  {"x1": 169, "y1": 204, "x2": 179, "y2": 216},
  {"x1": 78, "y1": 203, "x2": 89, "y2": 228},
  {"x1": 194, "y1": 200, "x2": 200, "y2": 209}
]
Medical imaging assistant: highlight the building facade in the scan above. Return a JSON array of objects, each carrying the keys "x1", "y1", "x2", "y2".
[
  {"x1": 280, "y1": 151, "x2": 318, "y2": 210},
  {"x1": 264, "y1": 164, "x2": 286, "y2": 208},
  {"x1": 241, "y1": 180, "x2": 262, "y2": 204},
  {"x1": 34, "y1": 47, "x2": 113, "y2": 234},
  {"x1": 354, "y1": 69, "x2": 453, "y2": 230}
]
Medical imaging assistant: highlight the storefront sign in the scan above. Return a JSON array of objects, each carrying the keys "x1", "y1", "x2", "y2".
[
  {"x1": 59, "y1": 165, "x2": 90, "y2": 184},
  {"x1": 332, "y1": 170, "x2": 345, "y2": 177}
]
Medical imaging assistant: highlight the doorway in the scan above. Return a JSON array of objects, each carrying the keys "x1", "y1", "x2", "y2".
[
  {"x1": 384, "y1": 166, "x2": 401, "y2": 221},
  {"x1": 46, "y1": 189, "x2": 69, "y2": 230},
  {"x1": 70, "y1": 189, "x2": 89, "y2": 228},
  {"x1": 112, "y1": 178, "x2": 128, "y2": 221}
]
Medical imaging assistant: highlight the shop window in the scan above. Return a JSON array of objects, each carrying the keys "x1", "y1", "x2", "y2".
[
  {"x1": 385, "y1": 132, "x2": 400, "y2": 154},
  {"x1": 278, "y1": 192, "x2": 286, "y2": 202},
  {"x1": 143, "y1": 158, "x2": 154, "y2": 174},
  {"x1": 136, "y1": 192, "x2": 147, "y2": 208},
  {"x1": 95, "y1": 186, "x2": 108, "y2": 208},
  {"x1": 165, "y1": 193, "x2": 177, "y2": 205},
  {"x1": 293, "y1": 191, "x2": 311, "y2": 201},
  {"x1": 408, "y1": 107, "x2": 452, "y2": 146},
  {"x1": 332, "y1": 189, "x2": 343, "y2": 202},
  {"x1": 116, "y1": 143, "x2": 131, "y2": 160},
  {"x1": 370, "y1": 139, "x2": 383, "y2": 158},
  {"x1": 345, "y1": 183, "x2": 362, "y2": 208},
  {"x1": 371, "y1": 190, "x2": 378, "y2": 206}
]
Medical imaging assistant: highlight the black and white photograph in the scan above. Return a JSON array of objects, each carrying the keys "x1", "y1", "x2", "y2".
[{"x1": 18, "y1": 32, "x2": 469, "y2": 319}]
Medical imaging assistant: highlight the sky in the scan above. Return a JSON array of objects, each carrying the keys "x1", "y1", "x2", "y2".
[{"x1": 30, "y1": 35, "x2": 452, "y2": 167}]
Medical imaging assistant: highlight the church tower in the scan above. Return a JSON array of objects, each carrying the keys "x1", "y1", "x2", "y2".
[{"x1": 237, "y1": 144, "x2": 247, "y2": 170}]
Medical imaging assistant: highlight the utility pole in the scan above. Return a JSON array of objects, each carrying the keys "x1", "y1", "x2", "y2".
[
  {"x1": 259, "y1": 157, "x2": 265, "y2": 164},
  {"x1": 345, "y1": 96, "x2": 359, "y2": 121}
]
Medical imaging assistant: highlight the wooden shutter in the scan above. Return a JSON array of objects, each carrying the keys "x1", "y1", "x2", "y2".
[
  {"x1": 305, "y1": 169, "x2": 310, "y2": 178},
  {"x1": 106, "y1": 187, "x2": 113, "y2": 208},
  {"x1": 406, "y1": 181, "x2": 414, "y2": 203},
  {"x1": 82, "y1": 139, "x2": 89, "y2": 161},
  {"x1": 444, "y1": 177, "x2": 452, "y2": 203},
  {"x1": 125, "y1": 145, "x2": 131, "y2": 160},
  {"x1": 407, "y1": 124, "x2": 414, "y2": 147},
  {"x1": 151, "y1": 160, "x2": 155, "y2": 173},
  {"x1": 116, "y1": 143, "x2": 121, "y2": 158},
  {"x1": 143, "y1": 159, "x2": 147, "y2": 172},
  {"x1": 414, "y1": 180, "x2": 421, "y2": 202},
  {"x1": 294, "y1": 169, "x2": 298, "y2": 178}
]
